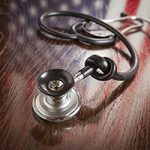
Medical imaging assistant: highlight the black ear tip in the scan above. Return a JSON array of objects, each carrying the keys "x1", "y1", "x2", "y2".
[
  {"x1": 120, "y1": 12, "x2": 128, "y2": 17},
  {"x1": 37, "y1": 69, "x2": 75, "y2": 97}
]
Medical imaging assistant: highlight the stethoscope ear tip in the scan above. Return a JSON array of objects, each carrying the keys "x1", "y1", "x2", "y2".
[{"x1": 120, "y1": 12, "x2": 128, "y2": 17}]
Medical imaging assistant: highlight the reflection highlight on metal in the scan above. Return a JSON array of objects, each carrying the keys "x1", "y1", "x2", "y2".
[{"x1": 33, "y1": 88, "x2": 81, "y2": 122}]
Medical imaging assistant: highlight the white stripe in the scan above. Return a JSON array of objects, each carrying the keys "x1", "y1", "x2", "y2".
[{"x1": 105, "y1": 0, "x2": 126, "y2": 19}]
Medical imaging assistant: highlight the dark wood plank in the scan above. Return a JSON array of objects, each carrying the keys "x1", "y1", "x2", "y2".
[{"x1": 0, "y1": 0, "x2": 150, "y2": 150}]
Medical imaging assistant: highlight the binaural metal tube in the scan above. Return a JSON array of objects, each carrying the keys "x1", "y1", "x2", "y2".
[
  {"x1": 74, "y1": 66, "x2": 95, "y2": 83},
  {"x1": 85, "y1": 15, "x2": 144, "y2": 36}
]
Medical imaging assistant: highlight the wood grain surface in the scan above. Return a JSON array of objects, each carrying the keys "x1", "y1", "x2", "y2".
[{"x1": 0, "y1": 0, "x2": 150, "y2": 150}]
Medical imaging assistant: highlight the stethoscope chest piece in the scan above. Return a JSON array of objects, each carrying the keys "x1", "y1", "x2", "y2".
[{"x1": 32, "y1": 69, "x2": 81, "y2": 122}]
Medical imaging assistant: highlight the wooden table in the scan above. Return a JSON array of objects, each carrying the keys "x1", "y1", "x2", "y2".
[{"x1": 0, "y1": 0, "x2": 150, "y2": 149}]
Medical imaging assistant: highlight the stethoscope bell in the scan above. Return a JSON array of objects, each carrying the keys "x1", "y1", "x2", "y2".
[{"x1": 32, "y1": 69, "x2": 81, "y2": 122}]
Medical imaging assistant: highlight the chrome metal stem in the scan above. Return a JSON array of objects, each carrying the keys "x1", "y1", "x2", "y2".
[
  {"x1": 74, "y1": 72, "x2": 84, "y2": 83},
  {"x1": 85, "y1": 15, "x2": 147, "y2": 36}
]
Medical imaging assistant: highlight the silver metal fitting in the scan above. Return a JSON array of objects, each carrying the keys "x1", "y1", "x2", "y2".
[{"x1": 32, "y1": 88, "x2": 81, "y2": 122}]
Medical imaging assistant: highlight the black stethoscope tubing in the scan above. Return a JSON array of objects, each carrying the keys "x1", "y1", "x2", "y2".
[
  {"x1": 70, "y1": 21, "x2": 116, "y2": 45},
  {"x1": 39, "y1": 11, "x2": 139, "y2": 80}
]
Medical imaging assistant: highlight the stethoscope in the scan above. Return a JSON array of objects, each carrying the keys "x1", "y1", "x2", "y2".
[{"x1": 32, "y1": 11, "x2": 150, "y2": 122}]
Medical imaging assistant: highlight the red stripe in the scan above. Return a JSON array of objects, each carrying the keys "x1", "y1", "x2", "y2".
[
  {"x1": 125, "y1": 0, "x2": 141, "y2": 15},
  {"x1": 139, "y1": 26, "x2": 150, "y2": 64}
]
